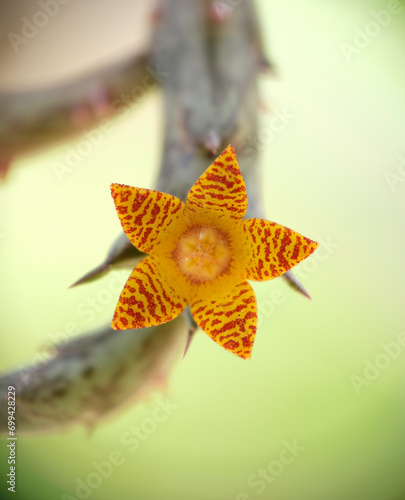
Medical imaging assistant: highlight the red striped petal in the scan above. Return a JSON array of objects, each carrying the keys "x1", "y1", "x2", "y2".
[
  {"x1": 111, "y1": 256, "x2": 188, "y2": 330},
  {"x1": 111, "y1": 184, "x2": 186, "y2": 254},
  {"x1": 242, "y1": 218, "x2": 318, "y2": 280},
  {"x1": 190, "y1": 281, "x2": 257, "y2": 359},
  {"x1": 186, "y1": 145, "x2": 247, "y2": 220}
]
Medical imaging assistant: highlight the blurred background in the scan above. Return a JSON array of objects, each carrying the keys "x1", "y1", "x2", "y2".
[{"x1": 1, "y1": 0, "x2": 405, "y2": 499}]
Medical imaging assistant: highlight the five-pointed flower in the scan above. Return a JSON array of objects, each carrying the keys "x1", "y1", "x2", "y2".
[{"x1": 110, "y1": 145, "x2": 318, "y2": 359}]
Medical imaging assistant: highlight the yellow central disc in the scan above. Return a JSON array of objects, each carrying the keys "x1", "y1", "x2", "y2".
[{"x1": 172, "y1": 225, "x2": 231, "y2": 284}]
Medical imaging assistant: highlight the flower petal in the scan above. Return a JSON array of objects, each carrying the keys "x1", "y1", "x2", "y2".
[
  {"x1": 242, "y1": 219, "x2": 318, "y2": 280},
  {"x1": 111, "y1": 184, "x2": 185, "y2": 254},
  {"x1": 111, "y1": 256, "x2": 188, "y2": 330},
  {"x1": 186, "y1": 145, "x2": 247, "y2": 220},
  {"x1": 190, "y1": 282, "x2": 257, "y2": 359}
]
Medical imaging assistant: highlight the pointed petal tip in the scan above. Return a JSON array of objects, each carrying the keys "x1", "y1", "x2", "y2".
[
  {"x1": 190, "y1": 282, "x2": 257, "y2": 360},
  {"x1": 110, "y1": 183, "x2": 120, "y2": 199},
  {"x1": 223, "y1": 144, "x2": 236, "y2": 157},
  {"x1": 305, "y1": 239, "x2": 319, "y2": 264},
  {"x1": 308, "y1": 238, "x2": 319, "y2": 250},
  {"x1": 225, "y1": 342, "x2": 252, "y2": 360},
  {"x1": 217, "y1": 145, "x2": 240, "y2": 174},
  {"x1": 110, "y1": 182, "x2": 132, "y2": 195},
  {"x1": 110, "y1": 320, "x2": 129, "y2": 331},
  {"x1": 187, "y1": 142, "x2": 247, "y2": 219}
]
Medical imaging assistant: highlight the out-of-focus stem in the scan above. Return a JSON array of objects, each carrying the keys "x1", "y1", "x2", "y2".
[
  {"x1": 0, "y1": 52, "x2": 151, "y2": 161},
  {"x1": 152, "y1": 0, "x2": 263, "y2": 214}
]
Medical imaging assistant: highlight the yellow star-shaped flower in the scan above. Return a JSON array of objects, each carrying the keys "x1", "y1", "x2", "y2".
[{"x1": 110, "y1": 145, "x2": 318, "y2": 359}]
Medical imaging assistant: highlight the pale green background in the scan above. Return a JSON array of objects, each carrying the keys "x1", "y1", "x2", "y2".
[{"x1": 1, "y1": 1, "x2": 405, "y2": 499}]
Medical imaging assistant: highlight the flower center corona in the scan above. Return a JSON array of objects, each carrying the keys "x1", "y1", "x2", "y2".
[{"x1": 172, "y1": 225, "x2": 231, "y2": 284}]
